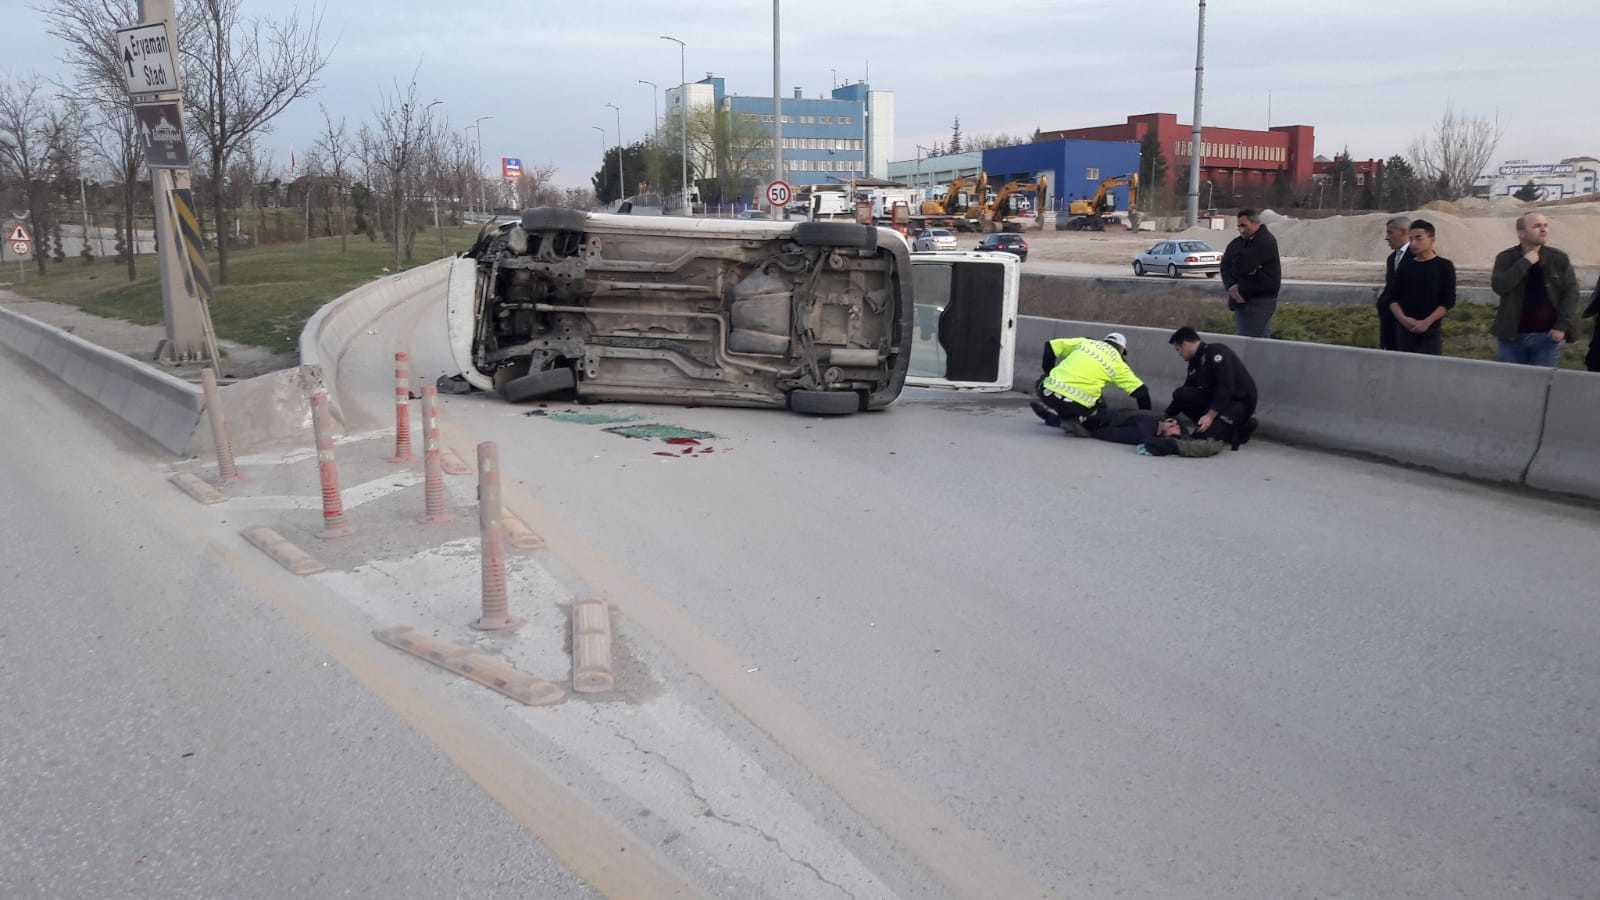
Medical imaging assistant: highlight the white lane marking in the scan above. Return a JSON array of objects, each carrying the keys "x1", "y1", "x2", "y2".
[
  {"x1": 225, "y1": 428, "x2": 392, "y2": 468},
  {"x1": 222, "y1": 470, "x2": 423, "y2": 511}
]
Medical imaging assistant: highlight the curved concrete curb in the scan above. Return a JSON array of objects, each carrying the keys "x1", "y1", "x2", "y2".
[
  {"x1": 0, "y1": 305, "x2": 204, "y2": 454},
  {"x1": 1014, "y1": 315, "x2": 1600, "y2": 501},
  {"x1": 298, "y1": 258, "x2": 454, "y2": 426}
]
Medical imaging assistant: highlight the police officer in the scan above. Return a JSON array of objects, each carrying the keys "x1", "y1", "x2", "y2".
[
  {"x1": 1165, "y1": 326, "x2": 1258, "y2": 448},
  {"x1": 1030, "y1": 332, "x2": 1152, "y2": 436}
]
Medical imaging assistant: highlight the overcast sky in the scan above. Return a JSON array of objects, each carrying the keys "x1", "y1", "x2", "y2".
[{"x1": 4, "y1": 0, "x2": 1595, "y2": 187}]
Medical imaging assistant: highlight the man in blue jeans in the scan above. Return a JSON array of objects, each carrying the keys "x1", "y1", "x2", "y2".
[{"x1": 1490, "y1": 213, "x2": 1580, "y2": 367}]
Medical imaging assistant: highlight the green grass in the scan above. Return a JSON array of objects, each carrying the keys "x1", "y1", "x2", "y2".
[
  {"x1": 4, "y1": 226, "x2": 483, "y2": 350},
  {"x1": 1200, "y1": 303, "x2": 1595, "y2": 370}
]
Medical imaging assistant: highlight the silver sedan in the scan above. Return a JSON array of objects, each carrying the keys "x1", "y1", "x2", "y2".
[{"x1": 1133, "y1": 240, "x2": 1222, "y2": 278}]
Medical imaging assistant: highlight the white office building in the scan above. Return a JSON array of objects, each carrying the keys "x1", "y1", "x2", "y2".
[{"x1": 1473, "y1": 158, "x2": 1599, "y2": 201}]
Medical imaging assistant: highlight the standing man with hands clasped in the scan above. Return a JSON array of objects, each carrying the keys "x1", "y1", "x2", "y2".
[
  {"x1": 1387, "y1": 220, "x2": 1456, "y2": 355},
  {"x1": 1220, "y1": 209, "x2": 1282, "y2": 338},
  {"x1": 1375, "y1": 216, "x2": 1412, "y2": 350},
  {"x1": 1490, "y1": 213, "x2": 1580, "y2": 367}
]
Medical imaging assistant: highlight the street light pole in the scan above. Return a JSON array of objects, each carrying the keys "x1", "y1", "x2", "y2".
[
  {"x1": 661, "y1": 36, "x2": 689, "y2": 214},
  {"x1": 1186, "y1": 0, "x2": 1207, "y2": 227},
  {"x1": 637, "y1": 79, "x2": 659, "y2": 134},
  {"x1": 473, "y1": 115, "x2": 493, "y2": 215},
  {"x1": 771, "y1": 0, "x2": 782, "y2": 208},
  {"x1": 605, "y1": 103, "x2": 624, "y2": 202}
]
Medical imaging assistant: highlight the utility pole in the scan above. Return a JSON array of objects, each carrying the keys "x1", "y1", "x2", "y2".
[
  {"x1": 605, "y1": 102, "x2": 624, "y2": 202},
  {"x1": 1186, "y1": 0, "x2": 1207, "y2": 228},
  {"x1": 661, "y1": 36, "x2": 690, "y2": 215},
  {"x1": 772, "y1": 0, "x2": 783, "y2": 211},
  {"x1": 137, "y1": 0, "x2": 213, "y2": 364},
  {"x1": 473, "y1": 115, "x2": 493, "y2": 215}
]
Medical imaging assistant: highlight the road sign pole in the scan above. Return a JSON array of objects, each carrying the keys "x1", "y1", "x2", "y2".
[{"x1": 136, "y1": 0, "x2": 210, "y2": 364}]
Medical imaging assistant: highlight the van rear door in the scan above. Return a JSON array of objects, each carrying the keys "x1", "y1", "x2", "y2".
[{"x1": 905, "y1": 251, "x2": 1019, "y2": 391}]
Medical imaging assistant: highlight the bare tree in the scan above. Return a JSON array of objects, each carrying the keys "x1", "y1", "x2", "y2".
[
  {"x1": 314, "y1": 103, "x2": 352, "y2": 252},
  {"x1": 0, "y1": 72, "x2": 56, "y2": 274},
  {"x1": 1408, "y1": 104, "x2": 1501, "y2": 201},
  {"x1": 511, "y1": 162, "x2": 560, "y2": 209},
  {"x1": 362, "y1": 66, "x2": 439, "y2": 270},
  {"x1": 179, "y1": 0, "x2": 329, "y2": 284},
  {"x1": 34, "y1": 0, "x2": 145, "y2": 279}
]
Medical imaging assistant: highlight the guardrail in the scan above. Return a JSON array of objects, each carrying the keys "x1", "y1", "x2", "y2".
[
  {"x1": 0, "y1": 305, "x2": 204, "y2": 454},
  {"x1": 1014, "y1": 315, "x2": 1600, "y2": 501},
  {"x1": 298, "y1": 258, "x2": 454, "y2": 426}
]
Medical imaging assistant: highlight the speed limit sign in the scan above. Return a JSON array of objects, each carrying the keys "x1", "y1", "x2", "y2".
[{"x1": 765, "y1": 179, "x2": 792, "y2": 207}]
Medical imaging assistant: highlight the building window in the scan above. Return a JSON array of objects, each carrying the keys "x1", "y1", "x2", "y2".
[
  {"x1": 820, "y1": 115, "x2": 833, "y2": 124},
  {"x1": 840, "y1": 116, "x2": 853, "y2": 125},
  {"x1": 1086, "y1": 167, "x2": 1100, "y2": 181}
]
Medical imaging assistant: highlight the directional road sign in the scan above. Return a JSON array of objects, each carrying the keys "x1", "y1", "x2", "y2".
[
  {"x1": 765, "y1": 179, "x2": 792, "y2": 208},
  {"x1": 135, "y1": 102, "x2": 189, "y2": 169},
  {"x1": 116, "y1": 22, "x2": 179, "y2": 97}
]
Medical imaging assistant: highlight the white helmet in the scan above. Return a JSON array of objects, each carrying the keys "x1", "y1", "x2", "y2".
[{"x1": 1103, "y1": 332, "x2": 1129, "y2": 351}]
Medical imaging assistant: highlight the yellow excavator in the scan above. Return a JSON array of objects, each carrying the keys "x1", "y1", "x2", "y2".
[
  {"x1": 976, "y1": 177, "x2": 1049, "y2": 232},
  {"x1": 1065, "y1": 173, "x2": 1139, "y2": 231},
  {"x1": 920, "y1": 173, "x2": 987, "y2": 216}
]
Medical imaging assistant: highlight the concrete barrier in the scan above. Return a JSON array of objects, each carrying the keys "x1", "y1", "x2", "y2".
[
  {"x1": 1013, "y1": 313, "x2": 1600, "y2": 499},
  {"x1": 0, "y1": 305, "x2": 204, "y2": 454},
  {"x1": 298, "y1": 258, "x2": 454, "y2": 426},
  {"x1": 1525, "y1": 370, "x2": 1600, "y2": 499}
]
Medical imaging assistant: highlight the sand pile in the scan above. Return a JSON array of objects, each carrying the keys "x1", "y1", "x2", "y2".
[{"x1": 1174, "y1": 205, "x2": 1600, "y2": 267}]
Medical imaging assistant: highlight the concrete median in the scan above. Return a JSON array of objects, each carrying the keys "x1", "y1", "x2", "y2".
[
  {"x1": 1013, "y1": 312, "x2": 1600, "y2": 500},
  {"x1": 1524, "y1": 369, "x2": 1600, "y2": 499},
  {"x1": 0, "y1": 305, "x2": 204, "y2": 455}
]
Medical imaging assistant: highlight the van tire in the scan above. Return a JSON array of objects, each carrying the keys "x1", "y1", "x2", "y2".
[
  {"x1": 521, "y1": 207, "x2": 589, "y2": 233},
  {"x1": 794, "y1": 222, "x2": 877, "y2": 251},
  {"x1": 788, "y1": 389, "x2": 861, "y2": 416},
  {"x1": 499, "y1": 366, "x2": 576, "y2": 403}
]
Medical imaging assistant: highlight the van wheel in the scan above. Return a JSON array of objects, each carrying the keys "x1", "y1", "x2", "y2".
[
  {"x1": 499, "y1": 366, "x2": 576, "y2": 403},
  {"x1": 788, "y1": 389, "x2": 860, "y2": 416}
]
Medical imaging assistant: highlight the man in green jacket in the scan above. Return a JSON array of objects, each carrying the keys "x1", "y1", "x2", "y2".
[{"x1": 1490, "y1": 213, "x2": 1581, "y2": 367}]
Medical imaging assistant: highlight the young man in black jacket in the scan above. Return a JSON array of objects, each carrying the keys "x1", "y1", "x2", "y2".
[
  {"x1": 1165, "y1": 326, "x2": 1259, "y2": 449},
  {"x1": 1387, "y1": 219, "x2": 1456, "y2": 355},
  {"x1": 1220, "y1": 209, "x2": 1282, "y2": 338},
  {"x1": 1585, "y1": 274, "x2": 1600, "y2": 373}
]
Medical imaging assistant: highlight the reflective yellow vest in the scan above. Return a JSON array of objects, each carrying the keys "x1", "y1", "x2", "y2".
[{"x1": 1042, "y1": 338, "x2": 1145, "y2": 407}]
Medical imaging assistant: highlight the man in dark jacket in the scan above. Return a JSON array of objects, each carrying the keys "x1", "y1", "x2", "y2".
[
  {"x1": 1220, "y1": 209, "x2": 1282, "y2": 338},
  {"x1": 1165, "y1": 326, "x2": 1259, "y2": 449},
  {"x1": 1490, "y1": 212, "x2": 1581, "y2": 367},
  {"x1": 1375, "y1": 215, "x2": 1413, "y2": 350}
]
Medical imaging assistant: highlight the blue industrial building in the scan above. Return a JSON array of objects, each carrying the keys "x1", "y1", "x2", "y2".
[
  {"x1": 676, "y1": 76, "x2": 892, "y2": 187},
  {"x1": 981, "y1": 139, "x2": 1141, "y2": 213}
]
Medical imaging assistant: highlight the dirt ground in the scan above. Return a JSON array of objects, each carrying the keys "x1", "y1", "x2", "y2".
[{"x1": 1021, "y1": 197, "x2": 1600, "y2": 287}]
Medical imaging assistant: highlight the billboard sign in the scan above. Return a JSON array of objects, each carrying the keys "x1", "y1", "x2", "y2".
[{"x1": 502, "y1": 157, "x2": 523, "y2": 180}]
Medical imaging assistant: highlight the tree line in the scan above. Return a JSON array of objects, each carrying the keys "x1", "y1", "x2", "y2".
[{"x1": 1, "y1": 0, "x2": 585, "y2": 285}]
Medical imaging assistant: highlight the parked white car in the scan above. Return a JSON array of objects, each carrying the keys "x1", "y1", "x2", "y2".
[{"x1": 1133, "y1": 239, "x2": 1222, "y2": 278}]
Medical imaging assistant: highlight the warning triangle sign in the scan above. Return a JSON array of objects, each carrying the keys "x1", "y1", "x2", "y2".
[{"x1": 7, "y1": 223, "x2": 29, "y2": 242}]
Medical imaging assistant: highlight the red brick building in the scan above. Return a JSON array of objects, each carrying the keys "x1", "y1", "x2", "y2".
[
  {"x1": 1310, "y1": 157, "x2": 1385, "y2": 191},
  {"x1": 1040, "y1": 112, "x2": 1316, "y2": 194}
]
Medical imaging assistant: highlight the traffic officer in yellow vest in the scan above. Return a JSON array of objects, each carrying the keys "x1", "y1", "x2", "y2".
[{"x1": 1030, "y1": 332, "x2": 1153, "y2": 436}]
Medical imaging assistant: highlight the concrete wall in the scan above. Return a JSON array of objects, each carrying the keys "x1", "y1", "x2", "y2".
[
  {"x1": 299, "y1": 258, "x2": 453, "y2": 427},
  {"x1": 1015, "y1": 314, "x2": 1600, "y2": 501},
  {"x1": 0, "y1": 305, "x2": 204, "y2": 454}
]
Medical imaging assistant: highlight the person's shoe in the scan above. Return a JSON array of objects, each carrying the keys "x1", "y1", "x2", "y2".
[
  {"x1": 1061, "y1": 419, "x2": 1091, "y2": 438},
  {"x1": 1030, "y1": 400, "x2": 1062, "y2": 428},
  {"x1": 1238, "y1": 417, "x2": 1259, "y2": 445}
]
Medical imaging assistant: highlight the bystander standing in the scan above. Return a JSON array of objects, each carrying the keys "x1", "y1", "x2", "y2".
[
  {"x1": 1220, "y1": 209, "x2": 1281, "y2": 338},
  {"x1": 1375, "y1": 216, "x2": 1412, "y2": 350},
  {"x1": 1584, "y1": 274, "x2": 1599, "y2": 373},
  {"x1": 1387, "y1": 220, "x2": 1456, "y2": 356},
  {"x1": 1489, "y1": 213, "x2": 1580, "y2": 367}
]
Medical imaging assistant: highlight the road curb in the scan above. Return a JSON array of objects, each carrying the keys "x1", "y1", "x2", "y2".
[
  {"x1": 241, "y1": 525, "x2": 327, "y2": 576},
  {"x1": 170, "y1": 472, "x2": 226, "y2": 505},
  {"x1": 571, "y1": 599, "x2": 615, "y2": 694}
]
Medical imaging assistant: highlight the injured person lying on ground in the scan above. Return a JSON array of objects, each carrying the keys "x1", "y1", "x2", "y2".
[{"x1": 1079, "y1": 408, "x2": 1228, "y2": 458}]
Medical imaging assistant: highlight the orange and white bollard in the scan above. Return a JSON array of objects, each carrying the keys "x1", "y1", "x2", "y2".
[
  {"x1": 200, "y1": 367, "x2": 240, "y2": 484},
  {"x1": 417, "y1": 385, "x2": 449, "y2": 524},
  {"x1": 310, "y1": 387, "x2": 352, "y2": 539},
  {"x1": 387, "y1": 351, "x2": 416, "y2": 464},
  {"x1": 470, "y1": 441, "x2": 523, "y2": 632}
]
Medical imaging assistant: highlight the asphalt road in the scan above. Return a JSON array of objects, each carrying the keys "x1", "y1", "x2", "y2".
[
  {"x1": 0, "y1": 346, "x2": 596, "y2": 899},
  {"x1": 348, "y1": 276, "x2": 1600, "y2": 897}
]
